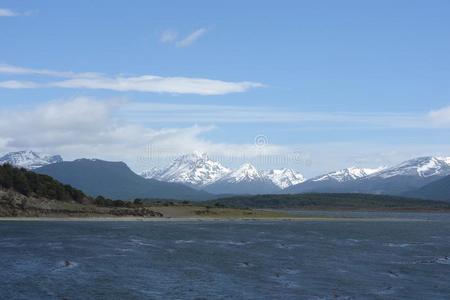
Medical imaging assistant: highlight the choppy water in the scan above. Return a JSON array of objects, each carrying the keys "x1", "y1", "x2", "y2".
[{"x1": 1, "y1": 214, "x2": 450, "y2": 299}]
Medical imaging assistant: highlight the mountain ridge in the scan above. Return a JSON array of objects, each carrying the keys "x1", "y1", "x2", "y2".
[
  {"x1": 35, "y1": 158, "x2": 212, "y2": 201},
  {"x1": 140, "y1": 153, "x2": 304, "y2": 190}
]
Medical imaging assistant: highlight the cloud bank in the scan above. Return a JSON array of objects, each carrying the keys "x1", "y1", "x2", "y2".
[{"x1": 0, "y1": 98, "x2": 287, "y2": 171}]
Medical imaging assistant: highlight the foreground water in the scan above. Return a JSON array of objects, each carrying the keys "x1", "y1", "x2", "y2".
[{"x1": 1, "y1": 214, "x2": 450, "y2": 299}]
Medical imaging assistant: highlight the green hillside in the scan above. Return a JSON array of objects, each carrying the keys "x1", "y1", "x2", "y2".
[{"x1": 0, "y1": 164, "x2": 87, "y2": 202}]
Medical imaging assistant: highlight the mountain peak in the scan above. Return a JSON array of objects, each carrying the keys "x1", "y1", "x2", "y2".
[
  {"x1": 222, "y1": 163, "x2": 262, "y2": 183},
  {"x1": 141, "y1": 152, "x2": 230, "y2": 186},
  {"x1": 263, "y1": 168, "x2": 305, "y2": 189},
  {"x1": 0, "y1": 150, "x2": 63, "y2": 170}
]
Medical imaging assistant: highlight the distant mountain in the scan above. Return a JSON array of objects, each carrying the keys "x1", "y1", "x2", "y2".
[
  {"x1": 262, "y1": 168, "x2": 304, "y2": 189},
  {"x1": 35, "y1": 159, "x2": 211, "y2": 201},
  {"x1": 0, "y1": 150, "x2": 62, "y2": 170},
  {"x1": 141, "y1": 152, "x2": 230, "y2": 187},
  {"x1": 203, "y1": 163, "x2": 281, "y2": 195},
  {"x1": 368, "y1": 156, "x2": 450, "y2": 179},
  {"x1": 406, "y1": 175, "x2": 450, "y2": 202},
  {"x1": 140, "y1": 153, "x2": 305, "y2": 193},
  {"x1": 287, "y1": 156, "x2": 450, "y2": 195},
  {"x1": 356, "y1": 156, "x2": 450, "y2": 195},
  {"x1": 312, "y1": 167, "x2": 384, "y2": 183},
  {"x1": 285, "y1": 167, "x2": 383, "y2": 194}
]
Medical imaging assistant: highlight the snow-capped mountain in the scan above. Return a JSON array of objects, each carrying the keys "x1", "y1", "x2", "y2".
[
  {"x1": 204, "y1": 163, "x2": 281, "y2": 195},
  {"x1": 287, "y1": 156, "x2": 450, "y2": 195},
  {"x1": 262, "y1": 168, "x2": 305, "y2": 189},
  {"x1": 369, "y1": 156, "x2": 450, "y2": 179},
  {"x1": 0, "y1": 150, "x2": 63, "y2": 170},
  {"x1": 285, "y1": 166, "x2": 383, "y2": 194},
  {"x1": 141, "y1": 152, "x2": 230, "y2": 187},
  {"x1": 220, "y1": 163, "x2": 263, "y2": 183},
  {"x1": 312, "y1": 167, "x2": 384, "y2": 182},
  {"x1": 140, "y1": 153, "x2": 305, "y2": 194}
]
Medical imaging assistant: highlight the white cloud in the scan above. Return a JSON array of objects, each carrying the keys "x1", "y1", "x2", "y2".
[
  {"x1": 0, "y1": 64, "x2": 263, "y2": 95},
  {"x1": 49, "y1": 75, "x2": 263, "y2": 95},
  {"x1": 176, "y1": 28, "x2": 208, "y2": 48},
  {"x1": 428, "y1": 105, "x2": 450, "y2": 126},
  {"x1": 160, "y1": 29, "x2": 178, "y2": 43}
]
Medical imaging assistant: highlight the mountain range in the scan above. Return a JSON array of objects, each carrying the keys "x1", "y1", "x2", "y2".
[
  {"x1": 286, "y1": 156, "x2": 450, "y2": 198},
  {"x1": 140, "y1": 152, "x2": 305, "y2": 194},
  {"x1": 1, "y1": 150, "x2": 449, "y2": 202}
]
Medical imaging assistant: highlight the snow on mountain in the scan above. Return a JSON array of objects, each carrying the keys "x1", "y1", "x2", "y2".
[
  {"x1": 140, "y1": 153, "x2": 306, "y2": 189},
  {"x1": 141, "y1": 152, "x2": 230, "y2": 187},
  {"x1": 220, "y1": 163, "x2": 267, "y2": 183},
  {"x1": 312, "y1": 167, "x2": 384, "y2": 182},
  {"x1": 370, "y1": 156, "x2": 450, "y2": 179},
  {"x1": 0, "y1": 150, "x2": 63, "y2": 170},
  {"x1": 262, "y1": 168, "x2": 305, "y2": 189}
]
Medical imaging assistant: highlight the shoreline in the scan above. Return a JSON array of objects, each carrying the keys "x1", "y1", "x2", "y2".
[{"x1": 0, "y1": 216, "x2": 428, "y2": 222}]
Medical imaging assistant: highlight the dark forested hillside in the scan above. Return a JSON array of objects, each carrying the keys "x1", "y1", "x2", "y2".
[
  {"x1": 207, "y1": 193, "x2": 450, "y2": 211},
  {"x1": 0, "y1": 164, "x2": 87, "y2": 203}
]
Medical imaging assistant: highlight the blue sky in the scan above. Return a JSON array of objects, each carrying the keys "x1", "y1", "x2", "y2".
[{"x1": 1, "y1": 0, "x2": 450, "y2": 177}]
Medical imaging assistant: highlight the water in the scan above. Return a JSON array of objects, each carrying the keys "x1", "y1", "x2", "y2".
[{"x1": 1, "y1": 214, "x2": 450, "y2": 299}]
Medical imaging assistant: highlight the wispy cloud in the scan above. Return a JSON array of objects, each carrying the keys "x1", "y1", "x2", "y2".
[
  {"x1": 0, "y1": 8, "x2": 19, "y2": 17},
  {"x1": 0, "y1": 80, "x2": 39, "y2": 89},
  {"x1": 159, "y1": 28, "x2": 208, "y2": 48},
  {"x1": 48, "y1": 75, "x2": 262, "y2": 95},
  {"x1": 0, "y1": 64, "x2": 99, "y2": 78},
  {"x1": 0, "y1": 8, "x2": 32, "y2": 17},
  {"x1": 118, "y1": 102, "x2": 432, "y2": 128},
  {"x1": 0, "y1": 64, "x2": 264, "y2": 95},
  {"x1": 176, "y1": 28, "x2": 208, "y2": 48}
]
